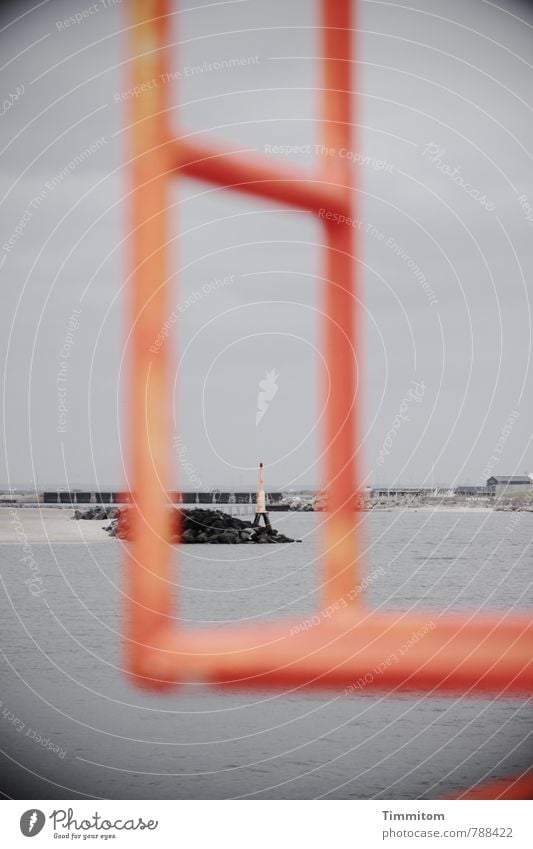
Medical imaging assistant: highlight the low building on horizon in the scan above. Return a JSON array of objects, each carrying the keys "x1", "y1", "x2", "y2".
[{"x1": 486, "y1": 475, "x2": 533, "y2": 497}]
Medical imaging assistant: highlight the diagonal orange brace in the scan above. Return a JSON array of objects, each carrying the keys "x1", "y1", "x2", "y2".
[{"x1": 171, "y1": 135, "x2": 350, "y2": 216}]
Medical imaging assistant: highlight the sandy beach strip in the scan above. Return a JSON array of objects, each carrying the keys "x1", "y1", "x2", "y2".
[{"x1": 0, "y1": 506, "x2": 114, "y2": 544}]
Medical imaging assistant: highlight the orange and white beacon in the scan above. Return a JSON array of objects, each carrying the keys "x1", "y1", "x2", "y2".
[{"x1": 253, "y1": 461, "x2": 272, "y2": 531}]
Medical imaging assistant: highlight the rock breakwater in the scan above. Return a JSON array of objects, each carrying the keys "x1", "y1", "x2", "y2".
[{"x1": 72, "y1": 507, "x2": 301, "y2": 544}]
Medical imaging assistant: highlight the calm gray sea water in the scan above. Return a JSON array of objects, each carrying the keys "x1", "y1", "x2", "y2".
[{"x1": 0, "y1": 509, "x2": 531, "y2": 799}]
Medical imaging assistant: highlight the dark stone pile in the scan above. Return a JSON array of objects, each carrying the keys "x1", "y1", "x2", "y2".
[
  {"x1": 72, "y1": 506, "x2": 119, "y2": 521},
  {"x1": 103, "y1": 508, "x2": 301, "y2": 544}
]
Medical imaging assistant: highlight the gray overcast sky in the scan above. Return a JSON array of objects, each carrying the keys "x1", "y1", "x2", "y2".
[{"x1": 1, "y1": 0, "x2": 532, "y2": 491}]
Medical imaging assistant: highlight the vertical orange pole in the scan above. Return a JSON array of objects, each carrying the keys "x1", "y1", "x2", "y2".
[
  {"x1": 321, "y1": 0, "x2": 360, "y2": 610},
  {"x1": 126, "y1": 0, "x2": 174, "y2": 683}
]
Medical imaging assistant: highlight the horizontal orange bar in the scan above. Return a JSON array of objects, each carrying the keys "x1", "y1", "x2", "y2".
[
  {"x1": 449, "y1": 772, "x2": 533, "y2": 800},
  {"x1": 170, "y1": 135, "x2": 350, "y2": 216},
  {"x1": 128, "y1": 610, "x2": 533, "y2": 694}
]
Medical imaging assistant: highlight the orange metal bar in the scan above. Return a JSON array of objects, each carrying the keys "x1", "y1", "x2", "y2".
[
  {"x1": 126, "y1": 0, "x2": 175, "y2": 685},
  {"x1": 132, "y1": 611, "x2": 533, "y2": 694},
  {"x1": 321, "y1": 0, "x2": 360, "y2": 611},
  {"x1": 125, "y1": 0, "x2": 533, "y2": 716},
  {"x1": 124, "y1": 0, "x2": 533, "y2": 799},
  {"x1": 171, "y1": 135, "x2": 350, "y2": 215},
  {"x1": 449, "y1": 772, "x2": 533, "y2": 800}
]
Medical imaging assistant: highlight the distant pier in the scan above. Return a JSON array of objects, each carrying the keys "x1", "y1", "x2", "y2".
[{"x1": 38, "y1": 490, "x2": 286, "y2": 506}]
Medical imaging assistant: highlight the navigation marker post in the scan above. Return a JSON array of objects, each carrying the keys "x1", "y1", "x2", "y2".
[{"x1": 252, "y1": 462, "x2": 273, "y2": 533}]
